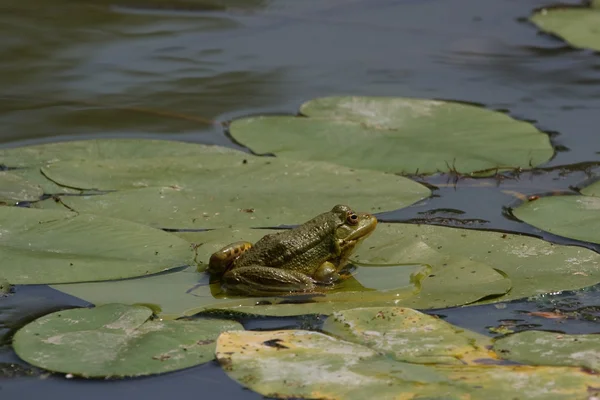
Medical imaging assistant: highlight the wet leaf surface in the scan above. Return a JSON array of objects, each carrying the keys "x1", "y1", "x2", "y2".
[
  {"x1": 322, "y1": 307, "x2": 496, "y2": 365},
  {"x1": 0, "y1": 171, "x2": 43, "y2": 203},
  {"x1": 216, "y1": 329, "x2": 600, "y2": 399},
  {"x1": 13, "y1": 303, "x2": 243, "y2": 378},
  {"x1": 494, "y1": 330, "x2": 600, "y2": 371}
]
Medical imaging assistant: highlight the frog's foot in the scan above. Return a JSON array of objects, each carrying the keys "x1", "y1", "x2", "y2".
[
  {"x1": 313, "y1": 261, "x2": 341, "y2": 285},
  {"x1": 222, "y1": 266, "x2": 317, "y2": 296},
  {"x1": 208, "y1": 241, "x2": 253, "y2": 275}
]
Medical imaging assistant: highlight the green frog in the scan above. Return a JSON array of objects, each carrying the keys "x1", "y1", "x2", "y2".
[{"x1": 208, "y1": 205, "x2": 377, "y2": 296}]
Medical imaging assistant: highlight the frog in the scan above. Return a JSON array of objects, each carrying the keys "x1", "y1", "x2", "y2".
[{"x1": 208, "y1": 204, "x2": 377, "y2": 296}]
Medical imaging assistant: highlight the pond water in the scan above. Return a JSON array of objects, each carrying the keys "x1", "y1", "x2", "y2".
[{"x1": 2, "y1": 0, "x2": 600, "y2": 398}]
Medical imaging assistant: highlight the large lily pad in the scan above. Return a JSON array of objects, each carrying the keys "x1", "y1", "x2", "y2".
[
  {"x1": 530, "y1": 4, "x2": 600, "y2": 52},
  {"x1": 183, "y1": 227, "x2": 510, "y2": 316},
  {"x1": 323, "y1": 307, "x2": 495, "y2": 365},
  {"x1": 217, "y1": 329, "x2": 600, "y2": 399},
  {"x1": 216, "y1": 330, "x2": 454, "y2": 399},
  {"x1": 494, "y1": 330, "x2": 600, "y2": 371},
  {"x1": 0, "y1": 207, "x2": 193, "y2": 284},
  {"x1": 353, "y1": 223, "x2": 600, "y2": 306},
  {"x1": 229, "y1": 96, "x2": 553, "y2": 175},
  {"x1": 36, "y1": 155, "x2": 430, "y2": 229},
  {"x1": 12, "y1": 303, "x2": 242, "y2": 378},
  {"x1": 0, "y1": 138, "x2": 243, "y2": 168},
  {"x1": 513, "y1": 181, "x2": 600, "y2": 244},
  {"x1": 0, "y1": 171, "x2": 43, "y2": 203},
  {"x1": 51, "y1": 230, "x2": 427, "y2": 319}
]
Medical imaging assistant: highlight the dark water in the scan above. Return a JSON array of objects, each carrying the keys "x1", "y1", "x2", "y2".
[{"x1": 2, "y1": 0, "x2": 600, "y2": 398}]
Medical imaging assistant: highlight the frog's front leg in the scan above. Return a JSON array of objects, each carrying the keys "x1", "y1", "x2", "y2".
[
  {"x1": 208, "y1": 241, "x2": 253, "y2": 275},
  {"x1": 222, "y1": 265, "x2": 317, "y2": 296}
]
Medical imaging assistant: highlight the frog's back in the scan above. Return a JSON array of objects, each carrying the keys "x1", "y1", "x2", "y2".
[{"x1": 236, "y1": 216, "x2": 337, "y2": 273}]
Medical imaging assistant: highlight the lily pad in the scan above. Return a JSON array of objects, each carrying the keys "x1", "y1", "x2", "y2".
[
  {"x1": 51, "y1": 267, "x2": 239, "y2": 320},
  {"x1": 323, "y1": 307, "x2": 495, "y2": 365},
  {"x1": 216, "y1": 330, "x2": 454, "y2": 399},
  {"x1": 10, "y1": 168, "x2": 81, "y2": 195},
  {"x1": 52, "y1": 230, "x2": 427, "y2": 319},
  {"x1": 353, "y1": 223, "x2": 600, "y2": 306},
  {"x1": 513, "y1": 181, "x2": 600, "y2": 244},
  {"x1": 183, "y1": 228, "x2": 509, "y2": 316},
  {"x1": 494, "y1": 330, "x2": 600, "y2": 371},
  {"x1": 0, "y1": 171, "x2": 43, "y2": 203},
  {"x1": 0, "y1": 138, "x2": 244, "y2": 168},
  {"x1": 216, "y1": 329, "x2": 600, "y2": 399},
  {"x1": 229, "y1": 96, "x2": 553, "y2": 175},
  {"x1": 530, "y1": 5, "x2": 600, "y2": 52},
  {"x1": 12, "y1": 303, "x2": 242, "y2": 378},
  {"x1": 0, "y1": 207, "x2": 193, "y2": 284},
  {"x1": 36, "y1": 155, "x2": 430, "y2": 229}
]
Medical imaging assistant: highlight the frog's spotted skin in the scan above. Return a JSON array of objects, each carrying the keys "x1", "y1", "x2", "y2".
[
  {"x1": 208, "y1": 241, "x2": 253, "y2": 275},
  {"x1": 208, "y1": 205, "x2": 377, "y2": 296}
]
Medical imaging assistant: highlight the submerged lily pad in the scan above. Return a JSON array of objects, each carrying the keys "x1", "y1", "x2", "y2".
[
  {"x1": 12, "y1": 303, "x2": 242, "y2": 378},
  {"x1": 0, "y1": 207, "x2": 193, "y2": 284},
  {"x1": 37, "y1": 155, "x2": 430, "y2": 229},
  {"x1": 0, "y1": 139, "x2": 243, "y2": 168},
  {"x1": 530, "y1": 4, "x2": 600, "y2": 52},
  {"x1": 229, "y1": 96, "x2": 553, "y2": 175},
  {"x1": 494, "y1": 330, "x2": 600, "y2": 371},
  {"x1": 0, "y1": 171, "x2": 43, "y2": 203},
  {"x1": 217, "y1": 329, "x2": 600, "y2": 399},
  {"x1": 513, "y1": 181, "x2": 600, "y2": 244},
  {"x1": 323, "y1": 307, "x2": 495, "y2": 365}
]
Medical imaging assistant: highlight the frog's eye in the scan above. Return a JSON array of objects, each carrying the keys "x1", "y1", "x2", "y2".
[{"x1": 346, "y1": 212, "x2": 359, "y2": 225}]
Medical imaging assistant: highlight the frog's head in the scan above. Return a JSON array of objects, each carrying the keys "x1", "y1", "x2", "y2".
[{"x1": 330, "y1": 205, "x2": 377, "y2": 252}]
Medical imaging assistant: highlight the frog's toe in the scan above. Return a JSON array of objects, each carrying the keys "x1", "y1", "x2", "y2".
[{"x1": 222, "y1": 266, "x2": 316, "y2": 296}]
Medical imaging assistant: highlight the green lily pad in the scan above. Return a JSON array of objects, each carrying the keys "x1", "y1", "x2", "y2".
[
  {"x1": 36, "y1": 156, "x2": 430, "y2": 229},
  {"x1": 51, "y1": 267, "x2": 239, "y2": 320},
  {"x1": 353, "y1": 223, "x2": 600, "y2": 306},
  {"x1": 513, "y1": 181, "x2": 600, "y2": 244},
  {"x1": 323, "y1": 307, "x2": 495, "y2": 365},
  {"x1": 0, "y1": 172, "x2": 43, "y2": 204},
  {"x1": 229, "y1": 96, "x2": 553, "y2": 175},
  {"x1": 52, "y1": 230, "x2": 427, "y2": 319},
  {"x1": 0, "y1": 207, "x2": 193, "y2": 284},
  {"x1": 182, "y1": 227, "x2": 509, "y2": 316},
  {"x1": 530, "y1": 5, "x2": 600, "y2": 52},
  {"x1": 0, "y1": 138, "x2": 243, "y2": 168},
  {"x1": 494, "y1": 331, "x2": 600, "y2": 371},
  {"x1": 216, "y1": 329, "x2": 600, "y2": 399},
  {"x1": 10, "y1": 168, "x2": 80, "y2": 195},
  {"x1": 12, "y1": 303, "x2": 242, "y2": 378}
]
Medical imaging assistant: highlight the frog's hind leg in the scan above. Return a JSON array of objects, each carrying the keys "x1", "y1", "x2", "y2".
[
  {"x1": 222, "y1": 266, "x2": 317, "y2": 296},
  {"x1": 208, "y1": 241, "x2": 253, "y2": 275}
]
